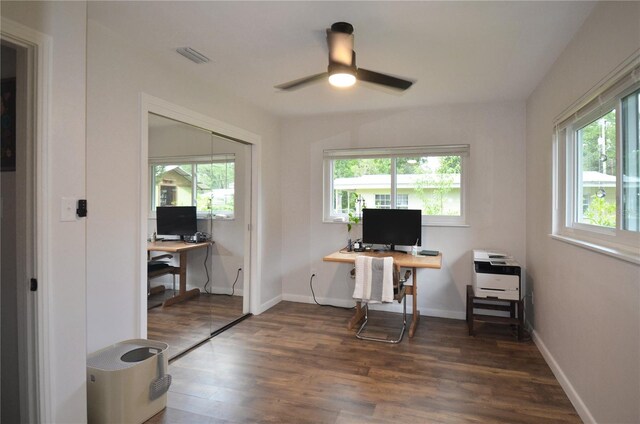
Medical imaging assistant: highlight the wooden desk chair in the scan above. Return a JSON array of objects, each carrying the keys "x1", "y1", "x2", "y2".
[
  {"x1": 147, "y1": 254, "x2": 179, "y2": 295},
  {"x1": 355, "y1": 260, "x2": 412, "y2": 344}
]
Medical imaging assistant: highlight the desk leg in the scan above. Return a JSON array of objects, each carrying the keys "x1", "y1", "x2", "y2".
[
  {"x1": 348, "y1": 301, "x2": 366, "y2": 330},
  {"x1": 517, "y1": 299, "x2": 524, "y2": 341},
  {"x1": 163, "y1": 251, "x2": 200, "y2": 307},
  {"x1": 408, "y1": 267, "x2": 420, "y2": 338}
]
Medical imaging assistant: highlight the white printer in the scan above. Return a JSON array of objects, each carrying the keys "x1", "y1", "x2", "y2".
[{"x1": 472, "y1": 249, "x2": 521, "y2": 300}]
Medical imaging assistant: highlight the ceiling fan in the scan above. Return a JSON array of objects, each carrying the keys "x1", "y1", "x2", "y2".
[{"x1": 275, "y1": 22, "x2": 414, "y2": 92}]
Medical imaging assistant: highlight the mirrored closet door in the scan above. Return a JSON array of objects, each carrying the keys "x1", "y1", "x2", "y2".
[{"x1": 146, "y1": 113, "x2": 250, "y2": 359}]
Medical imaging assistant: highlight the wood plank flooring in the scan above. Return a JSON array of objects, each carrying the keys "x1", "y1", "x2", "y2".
[
  {"x1": 148, "y1": 293, "x2": 244, "y2": 359},
  {"x1": 146, "y1": 301, "x2": 580, "y2": 424}
]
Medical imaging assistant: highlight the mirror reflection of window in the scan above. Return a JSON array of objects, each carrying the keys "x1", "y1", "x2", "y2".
[
  {"x1": 150, "y1": 157, "x2": 235, "y2": 218},
  {"x1": 159, "y1": 185, "x2": 176, "y2": 206}
]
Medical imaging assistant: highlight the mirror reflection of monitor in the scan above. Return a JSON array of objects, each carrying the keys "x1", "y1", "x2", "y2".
[
  {"x1": 362, "y1": 208, "x2": 422, "y2": 252},
  {"x1": 156, "y1": 206, "x2": 197, "y2": 240}
]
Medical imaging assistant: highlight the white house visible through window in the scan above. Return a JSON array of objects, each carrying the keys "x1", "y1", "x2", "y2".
[
  {"x1": 150, "y1": 154, "x2": 235, "y2": 219},
  {"x1": 323, "y1": 145, "x2": 469, "y2": 226},
  {"x1": 553, "y1": 59, "x2": 639, "y2": 262}
]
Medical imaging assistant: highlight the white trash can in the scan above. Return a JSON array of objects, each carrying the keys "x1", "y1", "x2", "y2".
[{"x1": 87, "y1": 339, "x2": 171, "y2": 424}]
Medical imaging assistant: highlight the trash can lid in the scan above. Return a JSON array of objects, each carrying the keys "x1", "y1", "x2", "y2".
[{"x1": 87, "y1": 339, "x2": 168, "y2": 371}]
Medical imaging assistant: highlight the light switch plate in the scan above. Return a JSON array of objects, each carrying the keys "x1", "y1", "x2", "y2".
[{"x1": 61, "y1": 197, "x2": 77, "y2": 222}]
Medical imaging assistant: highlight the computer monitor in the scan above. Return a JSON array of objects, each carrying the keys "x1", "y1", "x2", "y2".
[
  {"x1": 362, "y1": 208, "x2": 422, "y2": 252},
  {"x1": 156, "y1": 206, "x2": 197, "y2": 240}
]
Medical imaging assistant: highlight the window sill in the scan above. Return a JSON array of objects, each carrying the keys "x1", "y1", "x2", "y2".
[
  {"x1": 323, "y1": 219, "x2": 469, "y2": 228},
  {"x1": 549, "y1": 234, "x2": 640, "y2": 265},
  {"x1": 148, "y1": 214, "x2": 235, "y2": 221}
]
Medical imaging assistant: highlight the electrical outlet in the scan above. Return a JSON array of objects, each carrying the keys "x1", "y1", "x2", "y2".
[{"x1": 310, "y1": 268, "x2": 317, "y2": 277}]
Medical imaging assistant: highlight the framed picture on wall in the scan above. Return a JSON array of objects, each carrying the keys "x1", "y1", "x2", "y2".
[{"x1": 1, "y1": 78, "x2": 16, "y2": 172}]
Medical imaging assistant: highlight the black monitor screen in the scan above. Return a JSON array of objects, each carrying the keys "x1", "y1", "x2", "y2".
[
  {"x1": 362, "y1": 208, "x2": 422, "y2": 249},
  {"x1": 156, "y1": 206, "x2": 197, "y2": 237}
]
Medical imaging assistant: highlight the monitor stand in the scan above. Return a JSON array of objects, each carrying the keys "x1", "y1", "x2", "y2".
[{"x1": 374, "y1": 244, "x2": 407, "y2": 254}]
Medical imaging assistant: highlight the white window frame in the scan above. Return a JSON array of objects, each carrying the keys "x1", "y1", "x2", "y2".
[
  {"x1": 552, "y1": 57, "x2": 640, "y2": 264},
  {"x1": 323, "y1": 145, "x2": 470, "y2": 226},
  {"x1": 149, "y1": 154, "x2": 236, "y2": 220},
  {"x1": 375, "y1": 194, "x2": 392, "y2": 209}
]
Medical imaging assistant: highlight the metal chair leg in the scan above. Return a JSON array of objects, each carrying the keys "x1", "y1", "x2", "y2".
[{"x1": 355, "y1": 295, "x2": 407, "y2": 344}]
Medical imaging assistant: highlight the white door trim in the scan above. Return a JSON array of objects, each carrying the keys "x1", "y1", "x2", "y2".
[
  {"x1": 138, "y1": 93, "x2": 262, "y2": 336},
  {"x1": 1, "y1": 17, "x2": 53, "y2": 424}
]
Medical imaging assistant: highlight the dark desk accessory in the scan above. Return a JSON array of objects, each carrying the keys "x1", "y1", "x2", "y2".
[{"x1": 419, "y1": 250, "x2": 439, "y2": 256}]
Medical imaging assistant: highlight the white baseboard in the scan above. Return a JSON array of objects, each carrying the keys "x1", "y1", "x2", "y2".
[
  {"x1": 281, "y1": 293, "x2": 465, "y2": 320},
  {"x1": 422, "y1": 307, "x2": 466, "y2": 320},
  {"x1": 257, "y1": 294, "x2": 282, "y2": 314},
  {"x1": 532, "y1": 330, "x2": 595, "y2": 424}
]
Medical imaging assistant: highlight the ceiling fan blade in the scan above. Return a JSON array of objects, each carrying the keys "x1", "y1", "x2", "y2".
[
  {"x1": 274, "y1": 72, "x2": 328, "y2": 91},
  {"x1": 357, "y1": 68, "x2": 414, "y2": 91}
]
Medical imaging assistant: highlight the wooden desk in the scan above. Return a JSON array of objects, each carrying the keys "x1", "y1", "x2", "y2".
[
  {"x1": 147, "y1": 241, "x2": 211, "y2": 307},
  {"x1": 323, "y1": 250, "x2": 442, "y2": 338}
]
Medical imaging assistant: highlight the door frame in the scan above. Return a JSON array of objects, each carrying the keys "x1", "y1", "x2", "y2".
[
  {"x1": 1, "y1": 17, "x2": 53, "y2": 423},
  {"x1": 138, "y1": 93, "x2": 261, "y2": 336}
]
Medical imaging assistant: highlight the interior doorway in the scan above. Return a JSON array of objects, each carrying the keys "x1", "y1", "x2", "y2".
[{"x1": 1, "y1": 36, "x2": 37, "y2": 423}]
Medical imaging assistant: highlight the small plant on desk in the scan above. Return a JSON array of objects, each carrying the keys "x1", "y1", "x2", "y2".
[
  {"x1": 347, "y1": 211, "x2": 360, "y2": 233},
  {"x1": 346, "y1": 194, "x2": 365, "y2": 251}
]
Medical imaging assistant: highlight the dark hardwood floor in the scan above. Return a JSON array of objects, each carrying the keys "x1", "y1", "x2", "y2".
[
  {"x1": 147, "y1": 301, "x2": 580, "y2": 424},
  {"x1": 148, "y1": 292, "x2": 244, "y2": 359}
]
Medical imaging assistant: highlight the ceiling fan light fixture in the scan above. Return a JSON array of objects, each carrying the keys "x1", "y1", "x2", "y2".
[
  {"x1": 328, "y1": 63, "x2": 356, "y2": 88},
  {"x1": 329, "y1": 72, "x2": 356, "y2": 88}
]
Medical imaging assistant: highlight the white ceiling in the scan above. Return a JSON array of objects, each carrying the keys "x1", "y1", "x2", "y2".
[{"x1": 89, "y1": 1, "x2": 596, "y2": 117}]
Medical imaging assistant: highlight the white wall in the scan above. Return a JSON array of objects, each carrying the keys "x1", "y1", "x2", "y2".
[
  {"x1": 526, "y1": 3, "x2": 640, "y2": 423},
  {"x1": 86, "y1": 17, "x2": 282, "y2": 353},
  {"x1": 280, "y1": 102, "x2": 526, "y2": 317},
  {"x1": 1, "y1": 2, "x2": 88, "y2": 423}
]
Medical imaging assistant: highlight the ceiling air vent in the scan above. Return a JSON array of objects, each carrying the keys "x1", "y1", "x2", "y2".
[{"x1": 176, "y1": 47, "x2": 209, "y2": 64}]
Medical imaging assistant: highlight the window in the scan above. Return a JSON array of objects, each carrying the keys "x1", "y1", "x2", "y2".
[
  {"x1": 375, "y1": 194, "x2": 408, "y2": 209},
  {"x1": 323, "y1": 145, "x2": 469, "y2": 225},
  {"x1": 375, "y1": 194, "x2": 391, "y2": 209},
  {"x1": 150, "y1": 155, "x2": 235, "y2": 219},
  {"x1": 553, "y1": 60, "x2": 639, "y2": 262},
  {"x1": 575, "y1": 109, "x2": 617, "y2": 227},
  {"x1": 396, "y1": 194, "x2": 409, "y2": 209}
]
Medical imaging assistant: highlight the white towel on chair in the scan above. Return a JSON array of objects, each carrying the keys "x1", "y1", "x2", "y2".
[{"x1": 353, "y1": 256, "x2": 394, "y2": 304}]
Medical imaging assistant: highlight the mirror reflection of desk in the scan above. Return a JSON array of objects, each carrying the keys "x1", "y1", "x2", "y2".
[
  {"x1": 323, "y1": 250, "x2": 442, "y2": 338},
  {"x1": 147, "y1": 240, "x2": 212, "y2": 307}
]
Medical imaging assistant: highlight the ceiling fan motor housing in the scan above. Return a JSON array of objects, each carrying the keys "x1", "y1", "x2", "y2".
[
  {"x1": 330, "y1": 22, "x2": 354, "y2": 34},
  {"x1": 328, "y1": 62, "x2": 356, "y2": 77},
  {"x1": 327, "y1": 24, "x2": 355, "y2": 67}
]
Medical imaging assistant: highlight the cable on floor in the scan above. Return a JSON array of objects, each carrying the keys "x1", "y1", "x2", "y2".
[
  {"x1": 309, "y1": 274, "x2": 354, "y2": 310},
  {"x1": 203, "y1": 244, "x2": 212, "y2": 294},
  {"x1": 224, "y1": 268, "x2": 242, "y2": 297}
]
